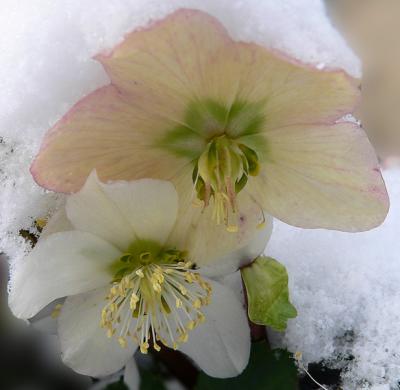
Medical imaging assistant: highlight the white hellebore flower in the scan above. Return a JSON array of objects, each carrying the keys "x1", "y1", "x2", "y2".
[{"x1": 9, "y1": 172, "x2": 271, "y2": 379}]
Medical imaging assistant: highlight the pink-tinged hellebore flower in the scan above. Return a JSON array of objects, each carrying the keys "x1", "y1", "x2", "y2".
[
  {"x1": 31, "y1": 9, "x2": 389, "y2": 232},
  {"x1": 9, "y1": 173, "x2": 270, "y2": 378}
]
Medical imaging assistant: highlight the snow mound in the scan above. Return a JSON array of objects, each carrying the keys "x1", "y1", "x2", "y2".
[{"x1": 268, "y1": 169, "x2": 400, "y2": 389}]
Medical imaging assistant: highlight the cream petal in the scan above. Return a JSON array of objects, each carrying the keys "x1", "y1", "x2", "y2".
[
  {"x1": 8, "y1": 231, "x2": 120, "y2": 319},
  {"x1": 31, "y1": 85, "x2": 188, "y2": 193},
  {"x1": 58, "y1": 287, "x2": 137, "y2": 378},
  {"x1": 217, "y1": 42, "x2": 359, "y2": 134},
  {"x1": 179, "y1": 279, "x2": 250, "y2": 378},
  {"x1": 97, "y1": 9, "x2": 231, "y2": 103},
  {"x1": 100, "y1": 178, "x2": 178, "y2": 245},
  {"x1": 251, "y1": 123, "x2": 389, "y2": 231},
  {"x1": 169, "y1": 167, "x2": 270, "y2": 270},
  {"x1": 200, "y1": 215, "x2": 273, "y2": 277}
]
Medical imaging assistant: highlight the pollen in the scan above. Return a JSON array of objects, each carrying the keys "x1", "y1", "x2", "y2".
[{"x1": 100, "y1": 257, "x2": 212, "y2": 354}]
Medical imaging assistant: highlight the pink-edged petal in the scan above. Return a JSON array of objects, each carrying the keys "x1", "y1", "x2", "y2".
[
  {"x1": 97, "y1": 9, "x2": 232, "y2": 102},
  {"x1": 179, "y1": 278, "x2": 250, "y2": 378},
  {"x1": 8, "y1": 231, "x2": 120, "y2": 319},
  {"x1": 58, "y1": 287, "x2": 137, "y2": 377},
  {"x1": 31, "y1": 84, "x2": 188, "y2": 193},
  {"x1": 216, "y1": 42, "x2": 360, "y2": 134},
  {"x1": 249, "y1": 123, "x2": 389, "y2": 231}
]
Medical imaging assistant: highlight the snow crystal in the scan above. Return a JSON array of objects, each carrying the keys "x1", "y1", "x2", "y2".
[{"x1": 268, "y1": 169, "x2": 400, "y2": 389}]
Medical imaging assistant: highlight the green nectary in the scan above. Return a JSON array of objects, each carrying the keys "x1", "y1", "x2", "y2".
[
  {"x1": 156, "y1": 98, "x2": 269, "y2": 228},
  {"x1": 156, "y1": 98, "x2": 268, "y2": 160},
  {"x1": 110, "y1": 239, "x2": 188, "y2": 282}
]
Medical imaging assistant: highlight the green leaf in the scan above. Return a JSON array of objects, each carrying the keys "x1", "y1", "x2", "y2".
[
  {"x1": 241, "y1": 256, "x2": 297, "y2": 331},
  {"x1": 196, "y1": 342, "x2": 298, "y2": 390}
]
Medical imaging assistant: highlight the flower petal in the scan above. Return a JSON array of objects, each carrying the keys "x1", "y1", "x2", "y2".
[
  {"x1": 179, "y1": 279, "x2": 250, "y2": 378},
  {"x1": 40, "y1": 207, "x2": 72, "y2": 239},
  {"x1": 100, "y1": 178, "x2": 178, "y2": 245},
  {"x1": 31, "y1": 85, "x2": 188, "y2": 193},
  {"x1": 250, "y1": 123, "x2": 389, "y2": 231},
  {"x1": 124, "y1": 358, "x2": 140, "y2": 390},
  {"x1": 66, "y1": 171, "x2": 136, "y2": 251},
  {"x1": 217, "y1": 42, "x2": 359, "y2": 135},
  {"x1": 200, "y1": 215, "x2": 273, "y2": 278},
  {"x1": 169, "y1": 167, "x2": 271, "y2": 271},
  {"x1": 8, "y1": 231, "x2": 120, "y2": 319},
  {"x1": 97, "y1": 9, "x2": 231, "y2": 103},
  {"x1": 58, "y1": 287, "x2": 137, "y2": 377}
]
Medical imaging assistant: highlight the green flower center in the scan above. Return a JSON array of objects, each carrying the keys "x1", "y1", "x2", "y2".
[
  {"x1": 193, "y1": 135, "x2": 260, "y2": 230},
  {"x1": 101, "y1": 241, "x2": 211, "y2": 354},
  {"x1": 157, "y1": 98, "x2": 267, "y2": 230}
]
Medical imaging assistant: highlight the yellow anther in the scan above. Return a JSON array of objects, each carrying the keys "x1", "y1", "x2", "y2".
[
  {"x1": 187, "y1": 320, "x2": 196, "y2": 330},
  {"x1": 193, "y1": 299, "x2": 202, "y2": 309},
  {"x1": 35, "y1": 218, "x2": 47, "y2": 229},
  {"x1": 136, "y1": 269, "x2": 144, "y2": 278},
  {"x1": 185, "y1": 273, "x2": 194, "y2": 283},
  {"x1": 172, "y1": 342, "x2": 178, "y2": 350},
  {"x1": 107, "y1": 328, "x2": 115, "y2": 338},
  {"x1": 178, "y1": 332, "x2": 189, "y2": 343},
  {"x1": 153, "y1": 343, "x2": 161, "y2": 352},
  {"x1": 179, "y1": 285, "x2": 187, "y2": 295},
  {"x1": 140, "y1": 342, "x2": 149, "y2": 354},
  {"x1": 257, "y1": 221, "x2": 266, "y2": 230},
  {"x1": 118, "y1": 337, "x2": 127, "y2": 348},
  {"x1": 176, "y1": 298, "x2": 183, "y2": 308},
  {"x1": 110, "y1": 286, "x2": 118, "y2": 296},
  {"x1": 227, "y1": 224, "x2": 239, "y2": 233},
  {"x1": 197, "y1": 313, "x2": 206, "y2": 323},
  {"x1": 152, "y1": 282, "x2": 162, "y2": 293}
]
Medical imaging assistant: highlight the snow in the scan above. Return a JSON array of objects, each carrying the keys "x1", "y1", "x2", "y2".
[
  {"x1": 268, "y1": 169, "x2": 400, "y2": 389},
  {"x1": 0, "y1": 0, "x2": 361, "y2": 260},
  {"x1": 1, "y1": 0, "x2": 387, "y2": 388}
]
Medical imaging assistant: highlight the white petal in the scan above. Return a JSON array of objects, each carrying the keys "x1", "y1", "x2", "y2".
[
  {"x1": 100, "y1": 178, "x2": 178, "y2": 245},
  {"x1": 41, "y1": 207, "x2": 73, "y2": 239},
  {"x1": 200, "y1": 216, "x2": 273, "y2": 277},
  {"x1": 217, "y1": 272, "x2": 245, "y2": 305},
  {"x1": 124, "y1": 358, "x2": 140, "y2": 390},
  {"x1": 8, "y1": 231, "x2": 120, "y2": 319},
  {"x1": 66, "y1": 171, "x2": 136, "y2": 251},
  {"x1": 179, "y1": 279, "x2": 250, "y2": 378},
  {"x1": 58, "y1": 288, "x2": 137, "y2": 377}
]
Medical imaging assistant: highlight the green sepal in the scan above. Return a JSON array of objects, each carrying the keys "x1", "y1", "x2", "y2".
[{"x1": 241, "y1": 256, "x2": 297, "y2": 331}]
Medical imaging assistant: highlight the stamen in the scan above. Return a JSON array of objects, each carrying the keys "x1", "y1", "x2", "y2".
[
  {"x1": 101, "y1": 259, "x2": 212, "y2": 354},
  {"x1": 193, "y1": 135, "x2": 260, "y2": 230}
]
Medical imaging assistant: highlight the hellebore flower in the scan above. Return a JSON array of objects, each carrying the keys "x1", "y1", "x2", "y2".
[
  {"x1": 9, "y1": 172, "x2": 270, "y2": 378},
  {"x1": 31, "y1": 9, "x2": 388, "y2": 231}
]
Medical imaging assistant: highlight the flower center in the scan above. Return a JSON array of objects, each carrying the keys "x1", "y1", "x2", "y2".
[
  {"x1": 101, "y1": 245, "x2": 211, "y2": 354},
  {"x1": 193, "y1": 135, "x2": 260, "y2": 231}
]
